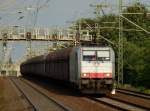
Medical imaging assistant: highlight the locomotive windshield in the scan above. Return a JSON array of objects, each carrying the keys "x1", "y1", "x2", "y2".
[
  {"x1": 97, "y1": 50, "x2": 110, "y2": 61},
  {"x1": 82, "y1": 50, "x2": 110, "y2": 61},
  {"x1": 83, "y1": 51, "x2": 96, "y2": 61}
]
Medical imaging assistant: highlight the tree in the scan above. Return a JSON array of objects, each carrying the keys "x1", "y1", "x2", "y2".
[
  {"x1": 123, "y1": 3, "x2": 149, "y2": 42},
  {"x1": 122, "y1": 3, "x2": 150, "y2": 87}
]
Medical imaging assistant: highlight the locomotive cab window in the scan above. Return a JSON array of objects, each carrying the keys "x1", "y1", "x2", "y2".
[
  {"x1": 97, "y1": 50, "x2": 110, "y2": 61},
  {"x1": 82, "y1": 51, "x2": 96, "y2": 61}
]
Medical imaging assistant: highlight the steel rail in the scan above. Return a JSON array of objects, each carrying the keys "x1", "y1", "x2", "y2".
[
  {"x1": 88, "y1": 96, "x2": 148, "y2": 111},
  {"x1": 88, "y1": 97, "x2": 128, "y2": 111},
  {"x1": 10, "y1": 77, "x2": 37, "y2": 111},
  {"x1": 116, "y1": 88, "x2": 150, "y2": 100},
  {"x1": 21, "y1": 78, "x2": 72, "y2": 111},
  {"x1": 106, "y1": 95, "x2": 150, "y2": 110}
]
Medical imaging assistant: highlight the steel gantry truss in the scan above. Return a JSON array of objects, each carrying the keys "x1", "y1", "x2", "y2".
[
  {"x1": 0, "y1": 26, "x2": 92, "y2": 60},
  {"x1": 0, "y1": 26, "x2": 92, "y2": 76},
  {"x1": 0, "y1": 26, "x2": 92, "y2": 41}
]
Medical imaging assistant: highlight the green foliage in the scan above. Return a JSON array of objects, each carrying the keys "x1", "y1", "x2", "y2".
[
  {"x1": 123, "y1": 3, "x2": 149, "y2": 42},
  {"x1": 122, "y1": 3, "x2": 150, "y2": 88},
  {"x1": 123, "y1": 39, "x2": 147, "y2": 87},
  {"x1": 123, "y1": 3, "x2": 148, "y2": 27}
]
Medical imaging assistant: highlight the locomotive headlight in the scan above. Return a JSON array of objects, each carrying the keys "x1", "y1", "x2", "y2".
[
  {"x1": 83, "y1": 73, "x2": 87, "y2": 77},
  {"x1": 106, "y1": 73, "x2": 110, "y2": 77}
]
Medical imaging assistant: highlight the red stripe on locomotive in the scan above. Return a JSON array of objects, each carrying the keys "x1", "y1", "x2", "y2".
[{"x1": 81, "y1": 73, "x2": 112, "y2": 78}]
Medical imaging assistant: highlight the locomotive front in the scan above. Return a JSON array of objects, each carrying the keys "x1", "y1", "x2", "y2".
[{"x1": 79, "y1": 47, "x2": 115, "y2": 94}]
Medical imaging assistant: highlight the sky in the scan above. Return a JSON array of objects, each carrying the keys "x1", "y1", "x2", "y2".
[
  {"x1": 0, "y1": 0, "x2": 149, "y2": 63},
  {"x1": 37, "y1": 0, "x2": 96, "y2": 26},
  {"x1": 0, "y1": 0, "x2": 101, "y2": 27},
  {"x1": 0, "y1": 0, "x2": 149, "y2": 27}
]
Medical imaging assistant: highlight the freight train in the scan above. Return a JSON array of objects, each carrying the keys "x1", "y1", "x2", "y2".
[{"x1": 20, "y1": 46, "x2": 115, "y2": 94}]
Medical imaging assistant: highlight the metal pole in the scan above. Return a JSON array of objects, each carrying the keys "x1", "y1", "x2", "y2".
[{"x1": 118, "y1": 0, "x2": 123, "y2": 85}]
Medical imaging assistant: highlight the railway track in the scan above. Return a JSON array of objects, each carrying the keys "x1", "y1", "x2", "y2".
[
  {"x1": 116, "y1": 88, "x2": 150, "y2": 100},
  {"x1": 10, "y1": 77, "x2": 72, "y2": 111},
  {"x1": 88, "y1": 96, "x2": 149, "y2": 111},
  {"x1": 10, "y1": 77, "x2": 37, "y2": 111},
  {"x1": 22, "y1": 77, "x2": 118, "y2": 111},
  {"x1": 106, "y1": 88, "x2": 150, "y2": 110},
  {"x1": 85, "y1": 89, "x2": 150, "y2": 111},
  {"x1": 10, "y1": 77, "x2": 150, "y2": 111}
]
